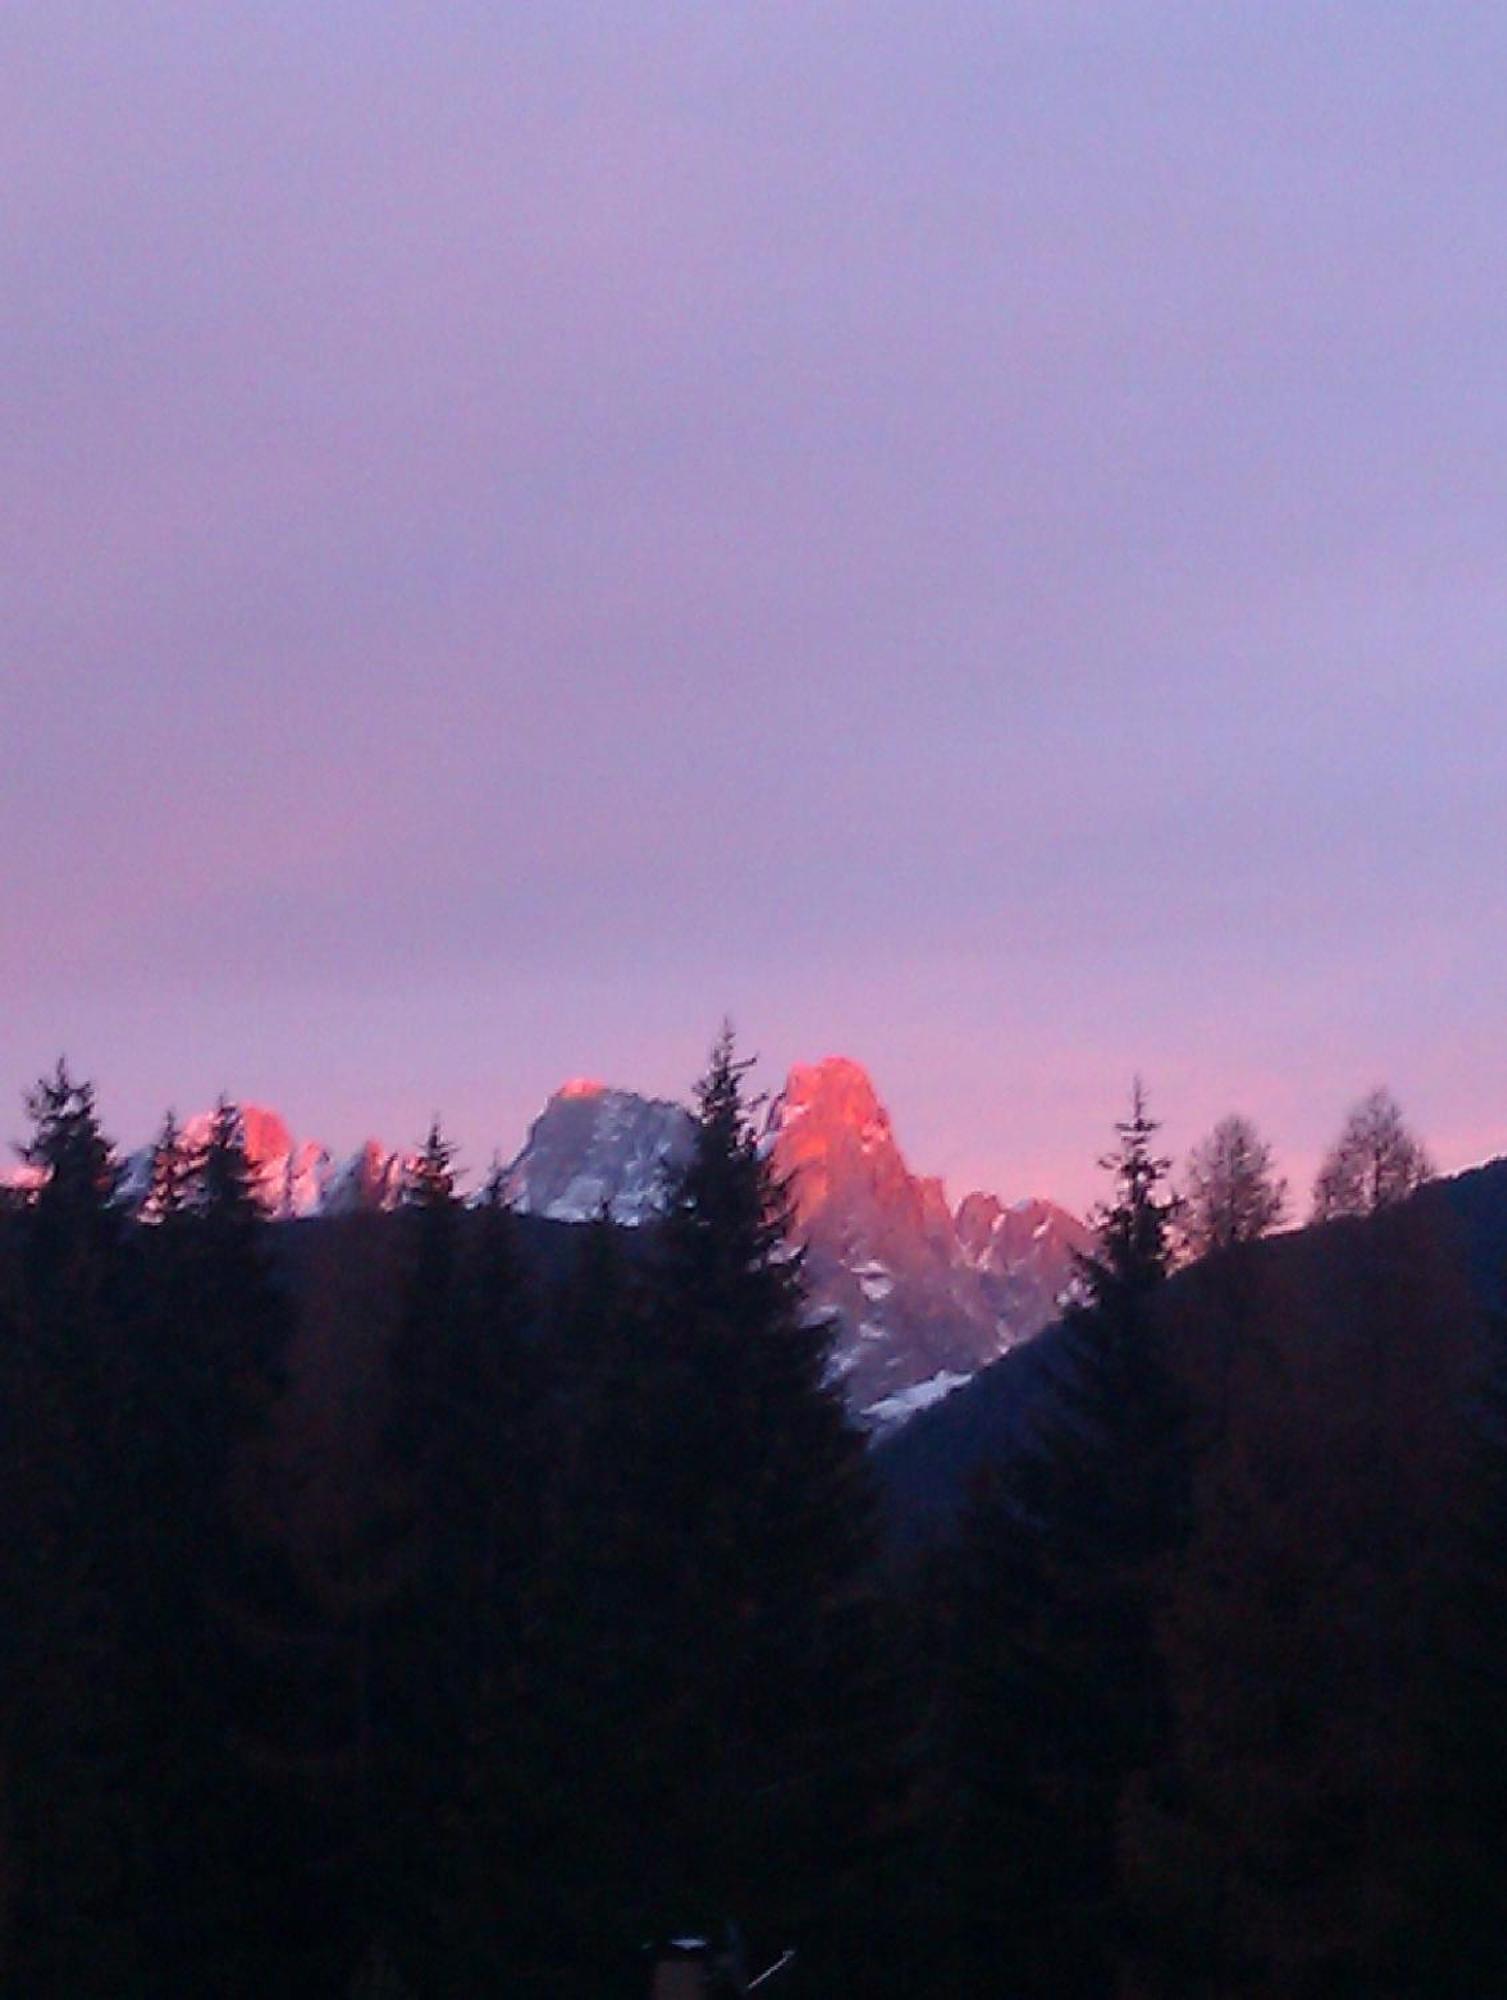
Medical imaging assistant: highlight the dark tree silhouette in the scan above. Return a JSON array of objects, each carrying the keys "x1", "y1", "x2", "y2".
[
  {"x1": 1178, "y1": 1112, "x2": 1287, "y2": 1260},
  {"x1": 1311, "y1": 1087, "x2": 1433, "y2": 1222},
  {"x1": 942, "y1": 1081, "x2": 1187, "y2": 1996},
  {"x1": 130, "y1": 1097, "x2": 301, "y2": 1992},
  {"x1": 465, "y1": 1031, "x2": 891, "y2": 1994},
  {"x1": 0, "y1": 1063, "x2": 143, "y2": 1996}
]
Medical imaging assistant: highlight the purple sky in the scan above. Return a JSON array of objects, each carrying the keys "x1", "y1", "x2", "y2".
[{"x1": 5, "y1": 2, "x2": 1506, "y2": 1213}]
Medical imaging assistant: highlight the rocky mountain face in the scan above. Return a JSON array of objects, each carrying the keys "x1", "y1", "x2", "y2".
[
  {"x1": 505, "y1": 1056, "x2": 1088, "y2": 1426},
  {"x1": 767, "y1": 1059, "x2": 1089, "y2": 1421},
  {"x1": 23, "y1": 1058, "x2": 1085, "y2": 1430},
  {"x1": 321, "y1": 1137, "x2": 409, "y2": 1216},
  {"x1": 504, "y1": 1080, "x2": 695, "y2": 1225}
]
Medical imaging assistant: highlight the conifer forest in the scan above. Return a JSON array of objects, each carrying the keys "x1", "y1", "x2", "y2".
[{"x1": 2, "y1": 1040, "x2": 1506, "y2": 1996}]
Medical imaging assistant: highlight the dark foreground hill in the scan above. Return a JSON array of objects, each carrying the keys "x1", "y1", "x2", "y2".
[
  {"x1": 875, "y1": 1154, "x2": 1507, "y2": 1548},
  {"x1": 264, "y1": 1154, "x2": 1507, "y2": 1561}
]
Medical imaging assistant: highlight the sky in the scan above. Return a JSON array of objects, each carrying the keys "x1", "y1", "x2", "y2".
[{"x1": 4, "y1": 1, "x2": 1506, "y2": 1213}]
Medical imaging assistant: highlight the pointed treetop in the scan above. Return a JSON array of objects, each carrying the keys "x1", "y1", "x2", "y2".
[
  {"x1": 678, "y1": 1023, "x2": 766, "y2": 1221},
  {"x1": 694, "y1": 1018, "x2": 754, "y2": 1125},
  {"x1": 21, "y1": 1057, "x2": 119, "y2": 1213},
  {"x1": 477, "y1": 1149, "x2": 511, "y2": 1212},
  {"x1": 660, "y1": 1025, "x2": 809, "y2": 1330},
  {"x1": 403, "y1": 1117, "x2": 459, "y2": 1210},
  {"x1": 191, "y1": 1097, "x2": 266, "y2": 1226},
  {"x1": 1078, "y1": 1077, "x2": 1177, "y2": 1307},
  {"x1": 146, "y1": 1107, "x2": 193, "y2": 1224}
]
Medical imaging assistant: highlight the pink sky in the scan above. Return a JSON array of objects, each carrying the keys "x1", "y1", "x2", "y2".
[{"x1": 4, "y1": 3, "x2": 1506, "y2": 1213}]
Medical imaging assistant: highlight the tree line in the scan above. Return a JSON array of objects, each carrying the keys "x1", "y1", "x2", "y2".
[
  {"x1": 0, "y1": 1047, "x2": 1499, "y2": 1995},
  {"x1": 0, "y1": 1040, "x2": 898, "y2": 1996},
  {"x1": 1171, "y1": 1084, "x2": 1433, "y2": 1260}
]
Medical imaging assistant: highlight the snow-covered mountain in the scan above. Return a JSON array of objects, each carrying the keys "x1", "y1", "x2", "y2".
[
  {"x1": 17, "y1": 1060, "x2": 1086, "y2": 1430},
  {"x1": 503, "y1": 1056, "x2": 1089, "y2": 1426},
  {"x1": 504, "y1": 1080, "x2": 695, "y2": 1225}
]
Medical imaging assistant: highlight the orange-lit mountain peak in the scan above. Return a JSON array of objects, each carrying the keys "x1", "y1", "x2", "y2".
[
  {"x1": 555, "y1": 1077, "x2": 607, "y2": 1101},
  {"x1": 779, "y1": 1055, "x2": 889, "y2": 1131},
  {"x1": 238, "y1": 1103, "x2": 296, "y2": 1164},
  {"x1": 771, "y1": 1057, "x2": 907, "y2": 1229},
  {"x1": 182, "y1": 1102, "x2": 294, "y2": 1168}
]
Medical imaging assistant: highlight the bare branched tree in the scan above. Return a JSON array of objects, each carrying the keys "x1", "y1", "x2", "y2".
[
  {"x1": 1178, "y1": 1113, "x2": 1287, "y2": 1259},
  {"x1": 1310, "y1": 1087, "x2": 1434, "y2": 1222}
]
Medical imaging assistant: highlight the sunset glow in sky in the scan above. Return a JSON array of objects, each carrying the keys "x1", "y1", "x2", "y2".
[{"x1": 5, "y1": 3, "x2": 1506, "y2": 1211}]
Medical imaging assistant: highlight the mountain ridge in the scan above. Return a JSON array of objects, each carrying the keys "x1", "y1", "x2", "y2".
[
  {"x1": 7, "y1": 1057, "x2": 1087, "y2": 1427},
  {"x1": 507, "y1": 1055, "x2": 1089, "y2": 1421}
]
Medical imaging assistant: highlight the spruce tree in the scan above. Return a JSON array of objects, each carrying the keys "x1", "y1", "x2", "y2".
[
  {"x1": 943, "y1": 1080, "x2": 1187, "y2": 1996},
  {"x1": 134, "y1": 1096, "x2": 299, "y2": 1992},
  {"x1": 170, "y1": 1098, "x2": 289, "y2": 1485},
  {"x1": 458, "y1": 1205, "x2": 652, "y2": 1991},
  {"x1": 339, "y1": 1118, "x2": 463, "y2": 1976},
  {"x1": 144, "y1": 1108, "x2": 192, "y2": 1224},
  {"x1": 16, "y1": 1061, "x2": 134, "y2": 1492},
  {"x1": 667, "y1": 1031, "x2": 890, "y2": 1942},
  {"x1": 0, "y1": 1063, "x2": 144, "y2": 1995},
  {"x1": 569, "y1": 1032, "x2": 888, "y2": 1978},
  {"x1": 368, "y1": 1120, "x2": 544, "y2": 1987},
  {"x1": 460, "y1": 1033, "x2": 895, "y2": 1993},
  {"x1": 457, "y1": 1155, "x2": 541, "y2": 1618}
]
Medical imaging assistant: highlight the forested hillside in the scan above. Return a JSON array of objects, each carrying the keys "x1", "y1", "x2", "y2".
[{"x1": 3, "y1": 1057, "x2": 1506, "y2": 1995}]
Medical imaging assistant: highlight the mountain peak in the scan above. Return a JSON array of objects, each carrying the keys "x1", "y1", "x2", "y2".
[
  {"x1": 143, "y1": 1104, "x2": 339, "y2": 1218},
  {"x1": 780, "y1": 1055, "x2": 887, "y2": 1125},
  {"x1": 505, "y1": 1082, "x2": 694, "y2": 1225},
  {"x1": 762, "y1": 1058, "x2": 1089, "y2": 1422},
  {"x1": 88, "y1": 1060, "x2": 1086, "y2": 1434},
  {"x1": 182, "y1": 1102, "x2": 294, "y2": 1165},
  {"x1": 554, "y1": 1077, "x2": 607, "y2": 1102}
]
